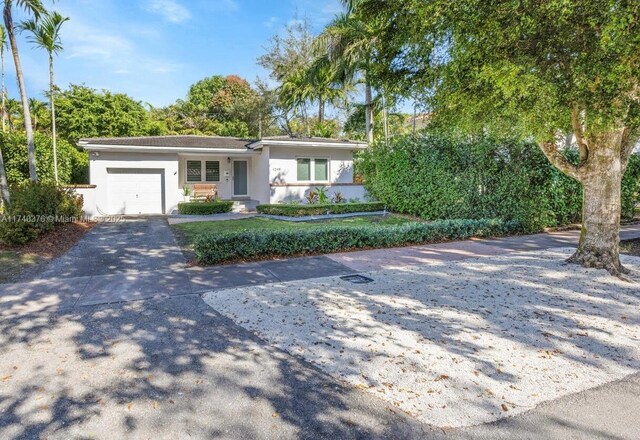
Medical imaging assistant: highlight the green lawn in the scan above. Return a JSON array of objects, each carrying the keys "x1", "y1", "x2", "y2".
[
  {"x1": 0, "y1": 250, "x2": 41, "y2": 283},
  {"x1": 172, "y1": 214, "x2": 416, "y2": 244}
]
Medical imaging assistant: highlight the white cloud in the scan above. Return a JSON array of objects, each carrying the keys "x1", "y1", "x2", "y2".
[{"x1": 144, "y1": 0, "x2": 191, "y2": 23}]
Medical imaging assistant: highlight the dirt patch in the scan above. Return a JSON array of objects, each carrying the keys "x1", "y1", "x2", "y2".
[{"x1": 0, "y1": 222, "x2": 95, "y2": 283}]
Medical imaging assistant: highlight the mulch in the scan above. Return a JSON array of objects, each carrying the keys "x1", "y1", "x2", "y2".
[{"x1": 0, "y1": 222, "x2": 95, "y2": 259}]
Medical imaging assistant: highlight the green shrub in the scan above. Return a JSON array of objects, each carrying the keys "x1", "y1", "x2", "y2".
[
  {"x1": 178, "y1": 200, "x2": 234, "y2": 215},
  {"x1": 0, "y1": 182, "x2": 84, "y2": 245},
  {"x1": 193, "y1": 218, "x2": 522, "y2": 264},
  {"x1": 256, "y1": 202, "x2": 385, "y2": 216},
  {"x1": 0, "y1": 131, "x2": 87, "y2": 185},
  {"x1": 359, "y1": 133, "x2": 640, "y2": 232}
]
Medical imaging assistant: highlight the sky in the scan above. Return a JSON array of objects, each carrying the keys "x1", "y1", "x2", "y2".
[{"x1": 6, "y1": 0, "x2": 345, "y2": 108}]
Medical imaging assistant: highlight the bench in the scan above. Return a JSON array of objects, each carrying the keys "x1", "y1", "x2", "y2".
[{"x1": 192, "y1": 183, "x2": 218, "y2": 201}]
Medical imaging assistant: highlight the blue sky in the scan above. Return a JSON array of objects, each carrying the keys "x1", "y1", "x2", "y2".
[{"x1": 7, "y1": 0, "x2": 344, "y2": 107}]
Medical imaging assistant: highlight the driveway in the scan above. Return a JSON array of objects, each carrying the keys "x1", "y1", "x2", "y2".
[{"x1": 1, "y1": 219, "x2": 640, "y2": 439}]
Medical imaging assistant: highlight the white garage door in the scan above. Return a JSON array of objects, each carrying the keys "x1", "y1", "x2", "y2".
[{"x1": 107, "y1": 169, "x2": 164, "y2": 215}]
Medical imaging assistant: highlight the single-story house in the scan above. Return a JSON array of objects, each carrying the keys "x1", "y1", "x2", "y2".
[{"x1": 76, "y1": 135, "x2": 368, "y2": 216}]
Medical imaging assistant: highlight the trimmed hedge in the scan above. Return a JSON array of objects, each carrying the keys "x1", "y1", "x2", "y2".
[
  {"x1": 0, "y1": 182, "x2": 84, "y2": 245},
  {"x1": 358, "y1": 133, "x2": 640, "y2": 233},
  {"x1": 256, "y1": 202, "x2": 385, "y2": 217},
  {"x1": 194, "y1": 218, "x2": 522, "y2": 264},
  {"x1": 178, "y1": 201, "x2": 234, "y2": 215}
]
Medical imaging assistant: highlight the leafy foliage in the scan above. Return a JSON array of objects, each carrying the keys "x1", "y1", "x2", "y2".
[
  {"x1": 358, "y1": 133, "x2": 629, "y2": 233},
  {"x1": 177, "y1": 200, "x2": 233, "y2": 215},
  {"x1": 193, "y1": 218, "x2": 523, "y2": 264},
  {"x1": 55, "y1": 84, "x2": 153, "y2": 145},
  {"x1": 0, "y1": 131, "x2": 86, "y2": 184},
  {"x1": 256, "y1": 202, "x2": 384, "y2": 216},
  {"x1": 0, "y1": 182, "x2": 83, "y2": 245}
]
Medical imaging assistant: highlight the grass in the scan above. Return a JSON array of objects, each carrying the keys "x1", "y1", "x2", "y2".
[
  {"x1": 0, "y1": 250, "x2": 40, "y2": 284},
  {"x1": 172, "y1": 214, "x2": 416, "y2": 247}
]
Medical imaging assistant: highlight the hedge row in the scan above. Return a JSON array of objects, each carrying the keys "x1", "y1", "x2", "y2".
[
  {"x1": 178, "y1": 201, "x2": 234, "y2": 215},
  {"x1": 256, "y1": 202, "x2": 385, "y2": 217},
  {"x1": 193, "y1": 218, "x2": 522, "y2": 264},
  {"x1": 358, "y1": 133, "x2": 640, "y2": 233},
  {"x1": 0, "y1": 182, "x2": 84, "y2": 245}
]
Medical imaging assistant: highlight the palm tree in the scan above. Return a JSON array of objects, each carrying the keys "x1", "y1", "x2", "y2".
[
  {"x1": 28, "y1": 97, "x2": 46, "y2": 130},
  {"x1": 3, "y1": 0, "x2": 45, "y2": 182},
  {"x1": 315, "y1": 12, "x2": 379, "y2": 143},
  {"x1": 304, "y1": 60, "x2": 346, "y2": 124},
  {"x1": 21, "y1": 11, "x2": 67, "y2": 183},
  {"x1": 0, "y1": 24, "x2": 7, "y2": 133}
]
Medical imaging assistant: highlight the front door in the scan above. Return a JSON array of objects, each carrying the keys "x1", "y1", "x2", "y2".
[{"x1": 233, "y1": 160, "x2": 248, "y2": 197}]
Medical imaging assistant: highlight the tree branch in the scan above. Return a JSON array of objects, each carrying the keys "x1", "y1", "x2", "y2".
[
  {"x1": 570, "y1": 106, "x2": 589, "y2": 165},
  {"x1": 539, "y1": 140, "x2": 582, "y2": 181}
]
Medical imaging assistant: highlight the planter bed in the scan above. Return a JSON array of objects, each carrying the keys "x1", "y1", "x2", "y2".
[
  {"x1": 256, "y1": 202, "x2": 385, "y2": 217},
  {"x1": 177, "y1": 200, "x2": 234, "y2": 215}
]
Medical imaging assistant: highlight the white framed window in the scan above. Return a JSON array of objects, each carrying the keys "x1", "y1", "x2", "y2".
[
  {"x1": 186, "y1": 160, "x2": 202, "y2": 182},
  {"x1": 205, "y1": 161, "x2": 220, "y2": 182},
  {"x1": 186, "y1": 160, "x2": 221, "y2": 183},
  {"x1": 296, "y1": 157, "x2": 329, "y2": 182}
]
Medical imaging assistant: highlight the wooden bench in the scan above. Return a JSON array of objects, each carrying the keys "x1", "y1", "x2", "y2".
[{"x1": 192, "y1": 183, "x2": 218, "y2": 201}]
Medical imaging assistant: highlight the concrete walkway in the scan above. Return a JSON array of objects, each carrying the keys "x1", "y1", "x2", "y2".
[{"x1": 328, "y1": 223, "x2": 640, "y2": 272}]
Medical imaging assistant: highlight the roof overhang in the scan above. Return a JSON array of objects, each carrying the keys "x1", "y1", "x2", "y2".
[
  {"x1": 78, "y1": 141, "x2": 260, "y2": 155},
  {"x1": 247, "y1": 139, "x2": 368, "y2": 150}
]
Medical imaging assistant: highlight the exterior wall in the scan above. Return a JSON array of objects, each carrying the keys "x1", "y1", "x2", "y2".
[
  {"x1": 250, "y1": 146, "x2": 271, "y2": 204},
  {"x1": 267, "y1": 146, "x2": 365, "y2": 203},
  {"x1": 64, "y1": 185, "x2": 98, "y2": 218},
  {"x1": 177, "y1": 154, "x2": 262, "y2": 201},
  {"x1": 89, "y1": 151, "x2": 180, "y2": 214}
]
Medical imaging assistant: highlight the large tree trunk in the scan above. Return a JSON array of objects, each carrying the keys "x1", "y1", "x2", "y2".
[
  {"x1": 364, "y1": 80, "x2": 374, "y2": 144},
  {"x1": 49, "y1": 54, "x2": 59, "y2": 184},
  {"x1": 567, "y1": 143, "x2": 625, "y2": 274},
  {"x1": 4, "y1": 5, "x2": 37, "y2": 182},
  {"x1": 539, "y1": 126, "x2": 633, "y2": 276}
]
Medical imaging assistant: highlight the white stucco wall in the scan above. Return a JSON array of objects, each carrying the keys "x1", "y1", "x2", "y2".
[
  {"x1": 267, "y1": 146, "x2": 365, "y2": 203},
  {"x1": 89, "y1": 151, "x2": 180, "y2": 214}
]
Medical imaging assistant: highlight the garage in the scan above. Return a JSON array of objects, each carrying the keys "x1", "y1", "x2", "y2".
[{"x1": 107, "y1": 168, "x2": 165, "y2": 215}]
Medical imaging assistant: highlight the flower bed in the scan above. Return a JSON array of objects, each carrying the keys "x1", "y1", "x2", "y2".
[{"x1": 256, "y1": 202, "x2": 384, "y2": 217}]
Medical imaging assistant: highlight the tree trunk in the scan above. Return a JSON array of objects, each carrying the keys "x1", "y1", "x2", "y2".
[
  {"x1": 1, "y1": 46, "x2": 5, "y2": 133},
  {"x1": 567, "y1": 141, "x2": 625, "y2": 274},
  {"x1": 318, "y1": 99, "x2": 324, "y2": 123},
  {"x1": 364, "y1": 80, "x2": 374, "y2": 144},
  {"x1": 4, "y1": 5, "x2": 37, "y2": 182},
  {"x1": 49, "y1": 54, "x2": 59, "y2": 184},
  {"x1": 0, "y1": 143, "x2": 9, "y2": 204}
]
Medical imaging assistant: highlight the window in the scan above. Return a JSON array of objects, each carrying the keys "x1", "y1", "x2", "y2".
[
  {"x1": 296, "y1": 157, "x2": 329, "y2": 182},
  {"x1": 186, "y1": 160, "x2": 201, "y2": 182},
  {"x1": 205, "y1": 161, "x2": 220, "y2": 182},
  {"x1": 296, "y1": 158, "x2": 311, "y2": 181},
  {"x1": 314, "y1": 159, "x2": 328, "y2": 181}
]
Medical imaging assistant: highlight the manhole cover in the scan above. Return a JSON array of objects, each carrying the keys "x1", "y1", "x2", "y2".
[{"x1": 340, "y1": 274, "x2": 374, "y2": 284}]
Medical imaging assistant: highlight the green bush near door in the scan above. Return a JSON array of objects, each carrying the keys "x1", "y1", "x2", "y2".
[
  {"x1": 256, "y1": 202, "x2": 385, "y2": 217},
  {"x1": 177, "y1": 200, "x2": 234, "y2": 215}
]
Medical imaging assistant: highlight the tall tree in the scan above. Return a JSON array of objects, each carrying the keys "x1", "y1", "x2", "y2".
[
  {"x1": 352, "y1": 0, "x2": 640, "y2": 275},
  {"x1": 315, "y1": 11, "x2": 379, "y2": 143},
  {"x1": 3, "y1": 0, "x2": 45, "y2": 182},
  {"x1": 0, "y1": 23, "x2": 6, "y2": 133},
  {"x1": 0, "y1": 23, "x2": 7, "y2": 204},
  {"x1": 21, "y1": 11, "x2": 68, "y2": 183}
]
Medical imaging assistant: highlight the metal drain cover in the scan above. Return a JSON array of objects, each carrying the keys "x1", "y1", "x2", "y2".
[{"x1": 340, "y1": 274, "x2": 374, "y2": 284}]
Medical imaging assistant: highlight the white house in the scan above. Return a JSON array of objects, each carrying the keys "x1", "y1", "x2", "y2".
[{"x1": 76, "y1": 135, "x2": 368, "y2": 216}]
